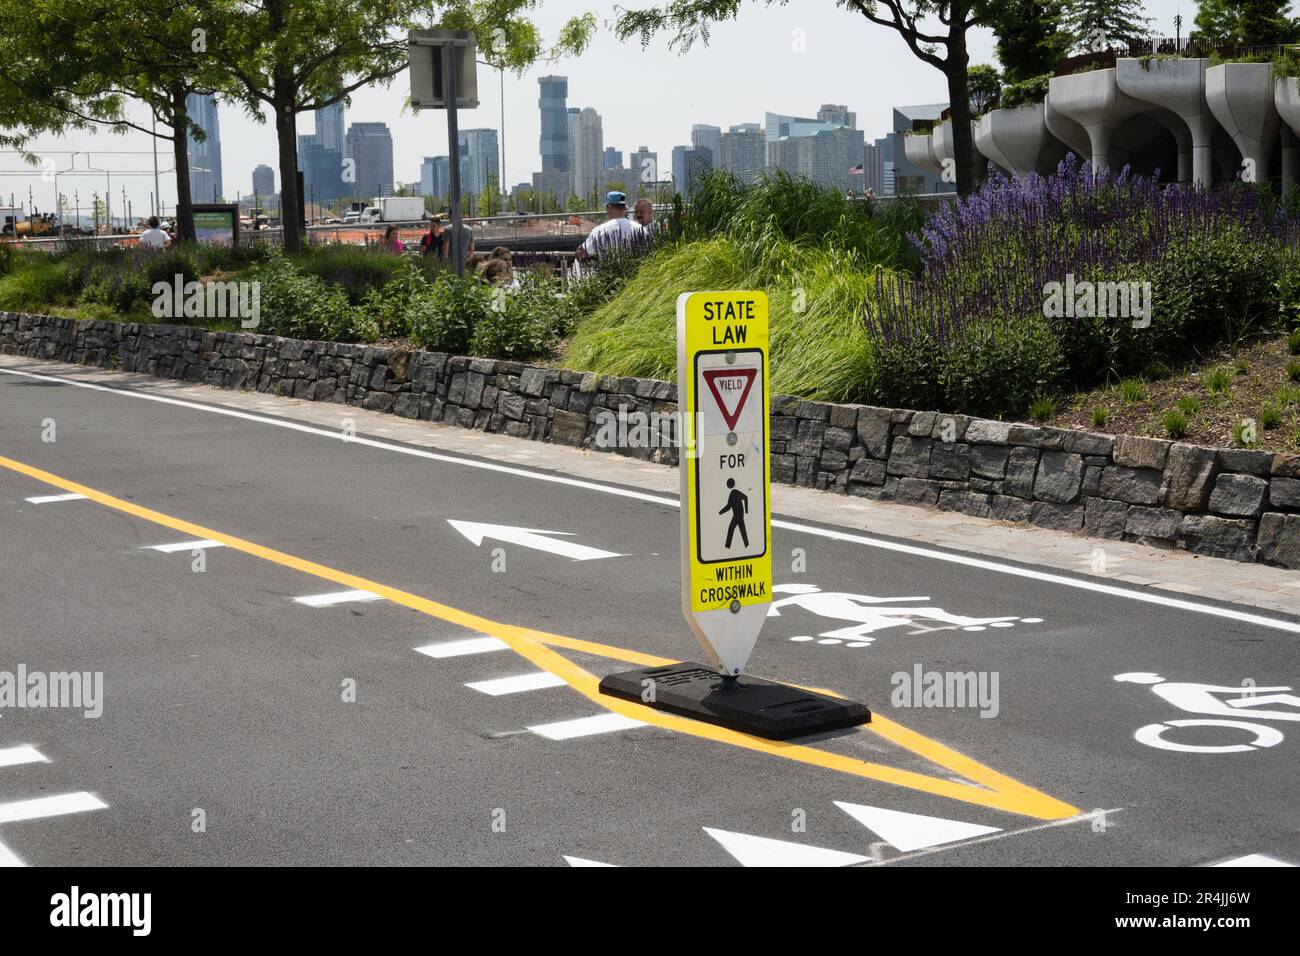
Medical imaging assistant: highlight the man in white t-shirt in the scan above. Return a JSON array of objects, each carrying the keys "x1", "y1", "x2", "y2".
[
  {"x1": 138, "y1": 216, "x2": 169, "y2": 250},
  {"x1": 575, "y1": 191, "x2": 644, "y2": 263}
]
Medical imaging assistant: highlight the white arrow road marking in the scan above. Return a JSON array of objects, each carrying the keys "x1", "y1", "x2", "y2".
[
  {"x1": 465, "y1": 672, "x2": 567, "y2": 696},
  {"x1": 527, "y1": 713, "x2": 647, "y2": 740},
  {"x1": 0, "y1": 841, "x2": 24, "y2": 867},
  {"x1": 564, "y1": 856, "x2": 617, "y2": 867},
  {"x1": 703, "y1": 828, "x2": 871, "y2": 867},
  {"x1": 24, "y1": 493, "x2": 87, "y2": 504},
  {"x1": 0, "y1": 792, "x2": 108, "y2": 825},
  {"x1": 293, "y1": 589, "x2": 383, "y2": 608},
  {"x1": 447, "y1": 520, "x2": 622, "y2": 562},
  {"x1": 835, "y1": 802, "x2": 1001, "y2": 852},
  {"x1": 415, "y1": 636, "x2": 509, "y2": 659},
  {"x1": 0, "y1": 745, "x2": 48, "y2": 769},
  {"x1": 1213, "y1": 853, "x2": 1295, "y2": 867},
  {"x1": 144, "y1": 539, "x2": 226, "y2": 553}
]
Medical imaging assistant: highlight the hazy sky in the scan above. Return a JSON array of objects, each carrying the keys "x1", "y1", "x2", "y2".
[{"x1": 1, "y1": 0, "x2": 1192, "y2": 218}]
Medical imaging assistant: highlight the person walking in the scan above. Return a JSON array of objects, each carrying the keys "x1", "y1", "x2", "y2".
[
  {"x1": 719, "y1": 478, "x2": 749, "y2": 549},
  {"x1": 418, "y1": 216, "x2": 445, "y2": 258}
]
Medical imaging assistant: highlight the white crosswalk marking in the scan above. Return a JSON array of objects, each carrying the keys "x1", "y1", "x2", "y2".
[
  {"x1": 0, "y1": 745, "x2": 48, "y2": 768},
  {"x1": 835, "y1": 801, "x2": 1001, "y2": 852},
  {"x1": 564, "y1": 856, "x2": 617, "y2": 867},
  {"x1": 704, "y1": 827, "x2": 870, "y2": 867},
  {"x1": 1213, "y1": 853, "x2": 1295, "y2": 867},
  {"x1": 0, "y1": 841, "x2": 24, "y2": 867},
  {"x1": 527, "y1": 713, "x2": 647, "y2": 740},
  {"x1": 466, "y1": 672, "x2": 567, "y2": 696},
  {"x1": 24, "y1": 493, "x2": 87, "y2": 504},
  {"x1": 144, "y1": 539, "x2": 226, "y2": 553},
  {"x1": 415, "y1": 636, "x2": 509, "y2": 659},
  {"x1": 293, "y1": 589, "x2": 383, "y2": 608},
  {"x1": 0, "y1": 791, "x2": 108, "y2": 825}
]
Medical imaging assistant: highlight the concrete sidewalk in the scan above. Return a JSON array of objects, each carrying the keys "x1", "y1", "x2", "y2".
[{"x1": 4, "y1": 353, "x2": 1297, "y2": 619}]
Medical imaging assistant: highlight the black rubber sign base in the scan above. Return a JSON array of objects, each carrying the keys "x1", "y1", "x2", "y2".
[{"x1": 598, "y1": 662, "x2": 871, "y2": 740}]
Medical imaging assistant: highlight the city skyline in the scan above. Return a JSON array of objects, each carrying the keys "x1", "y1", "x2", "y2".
[{"x1": 0, "y1": 0, "x2": 1192, "y2": 217}]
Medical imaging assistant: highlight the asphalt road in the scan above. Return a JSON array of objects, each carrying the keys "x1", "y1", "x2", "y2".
[{"x1": 1, "y1": 360, "x2": 1298, "y2": 867}]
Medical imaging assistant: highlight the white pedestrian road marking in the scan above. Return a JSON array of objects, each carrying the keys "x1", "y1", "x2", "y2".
[
  {"x1": 0, "y1": 841, "x2": 24, "y2": 867},
  {"x1": 294, "y1": 589, "x2": 383, "y2": 608},
  {"x1": 528, "y1": 713, "x2": 647, "y2": 740},
  {"x1": 0, "y1": 745, "x2": 48, "y2": 768},
  {"x1": 447, "y1": 520, "x2": 622, "y2": 562},
  {"x1": 835, "y1": 802, "x2": 1001, "y2": 852},
  {"x1": 564, "y1": 856, "x2": 617, "y2": 867},
  {"x1": 0, "y1": 791, "x2": 108, "y2": 825},
  {"x1": 466, "y1": 672, "x2": 567, "y2": 696},
  {"x1": 703, "y1": 827, "x2": 870, "y2": 867},
  {"x1": 415, "y1": 636, "x2": 509, "y2": 659},
  {"x1": 24, "y1": 493, "x2": 87, "y2": 504},
  {"x1": 1213, "y1": 853, "x2": 1295, "y2": 867},
  {"x1": 144, "y1": 539, "x2": 226, "y2": 553}
]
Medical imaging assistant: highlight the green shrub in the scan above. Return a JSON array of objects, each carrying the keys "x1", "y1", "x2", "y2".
[
  {"x1": 470, "y1": 269, "x2": 576, "y2": 360},
  {"x1": 1119, "y1": 378, "x2": 1145, "y2": 403},
  {"x1": 1288, "y1": 360, "x2": 1300, "y2": 382},
  {"x1": 999, "y1": 73, "x2": 1051, "y2": 109},
  {"x1": 1288, "y1": 329, "x2": 1300, "y2": 354},
  {"x1": 1092, "y1": 405, "x2": 1110, "y2": 428},
  {"x1": 0, "y1": 259, "x2": 70, "y2": 311},
  {"x1": 406, "y1": 273, "x2": 493, "y2": 353},
  {"x1": 1234, "y1": 419, "x2": 1259, "y2": 447},
  {"x1": 246, "y1": 254, "x2": 366, "y2": 342},
  {"x1": 1177, "y1": 396, "x2": 1201, "y2": 415},
  {"x1": 1162, "y1": 409, "x2": 1189, "y2": 439},
  {"x1": 1203, "y1": 367, "x2": 1233, "y2": 394},
  {"x1": 358, "y1": 252, "x2": 439, "y2": 340},
  {"x1": 293, "y1": 243, "x2": 406, "y2": 304},
  {"x1": 1260, "y1": 403, "x2": 1284, "y2": 430},
  {"x1": 1028, "y1": 394, "x2": 1057, "y2": 421}
]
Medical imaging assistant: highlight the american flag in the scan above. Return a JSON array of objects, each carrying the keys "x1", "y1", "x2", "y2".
[{"x1": 849, "y1": 163, "x2": 864, "y2": 174}]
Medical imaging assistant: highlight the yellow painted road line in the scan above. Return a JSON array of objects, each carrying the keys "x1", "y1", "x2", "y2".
[{"x1": 0, "y1": 453, "x2": 1080, "y2": 820}]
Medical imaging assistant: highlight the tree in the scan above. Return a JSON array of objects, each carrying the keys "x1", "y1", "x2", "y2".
[
  {"x1": 967, "y1": 64, "x2": 1002, "y2": 114},
  {"x1": 616, "y1": 1, "x2": 992, "y2": 195},
  {"x1": 1194, "y1": 0, "x2": 1297, "y2": 45},
  {"x1": 218, "y1": 1, "x2": 594, "y2": 253},
  {"x1": 0, "y1": 0, "x2": 228, "y2": 241},
  {"x1": 1063, "y1": 0, "x2": 1153, "y2": 52},
  {"x1": 478, "y1": 175, "x2": 503, "y2": 216},
  {"x1": 991, "y1": 0, "x2": 1071, "y2": 82}
]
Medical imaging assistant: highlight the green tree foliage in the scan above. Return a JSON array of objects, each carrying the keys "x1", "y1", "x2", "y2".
[
  {"x1": 1064, "y1": 0, "x2": 1153, "y2": 51},
  {"x1": 1195, "y1": 0, "x2": 1298, "y2": 45},
  {"x1": 990, "y1": 0, "x2": 1071, "y2": 82},
  {"x1": 967, "y1": 64, "x2": 1002, "y2": 113}
]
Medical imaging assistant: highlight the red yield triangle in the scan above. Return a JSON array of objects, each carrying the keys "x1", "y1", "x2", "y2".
[{"x1": 702, "y1": 367, "x2": 758, "y2": 431}]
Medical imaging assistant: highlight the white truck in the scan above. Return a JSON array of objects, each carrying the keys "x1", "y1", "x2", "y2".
[{"x1": 358, "y1": 197, "x2": 426, "y2": 224}]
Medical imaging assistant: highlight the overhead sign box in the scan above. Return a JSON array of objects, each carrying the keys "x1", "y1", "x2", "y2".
[{"x1": 408, "y1": 29, "x2": 479, "y2": 110}]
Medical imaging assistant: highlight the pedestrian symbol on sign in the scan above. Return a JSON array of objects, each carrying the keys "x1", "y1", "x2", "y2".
[{"x1": 720, "y1": 478, "x2": 749, "y2": 548}]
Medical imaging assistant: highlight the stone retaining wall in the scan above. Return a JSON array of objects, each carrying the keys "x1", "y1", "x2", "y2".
[{"x1": 3, "y1": 312, "x2": 1298, "y2": 569}]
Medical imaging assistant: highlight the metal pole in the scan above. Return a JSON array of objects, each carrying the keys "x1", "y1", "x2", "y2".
[
  {"x1": 151, "y1": 115, "x2": 161, "y2": 216},
  {"x1": 445, "y1": 40, "x2": 464, "y2": 276},
  {"x1": 500, "y1": 66, "x2": 506, "y2": 205}
]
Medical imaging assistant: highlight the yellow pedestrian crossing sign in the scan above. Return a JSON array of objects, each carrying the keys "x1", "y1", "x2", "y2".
[{"x1": 678, "y1": 291, "x2": 773, "y2": 676}]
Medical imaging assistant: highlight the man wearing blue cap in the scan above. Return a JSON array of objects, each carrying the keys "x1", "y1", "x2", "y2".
[{"x1": 575, "y1": 190, "x2": 645, "y2": 263}]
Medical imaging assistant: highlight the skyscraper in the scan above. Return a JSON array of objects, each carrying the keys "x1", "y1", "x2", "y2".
[
  {"x1": 568, "y1": 108, "x2": 604, "y2": 201},
  {"x1": 691, "y1": 124, "x2": 722, "y2": 168},
  {"x1": 315, "y1": 101, "x2": 345, "y2": 155},
  {"x1": 251, "y1": 164, "x2": 275, "y2": 199},
  {"x1": 603, "y1": 147, "x2": 622, "y2": 170},
  {"x1": 629, "y1": 147, "x2": 659, "y2": 189},
  {"x1": 344, "y1": 122, "x2": 394, "y2": 199},
  {"x1": 458, "y1": 129, "x2": 500, "y2": 198},
  {"x1": 817, "y1": 104, "x2": 857, "y2": 128},
  {"x1": 185, "y1": 93, "x2": 224, "y2": 202},
  {"x1": 672, "y1": 146, "x2": 710, "y2": 196},
  {"x1": 722, "y1": 124, "x2": 765, "y2": 182},
  {"x1": 534, "y1": 76, "x2": 571, "y2": 202}
]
